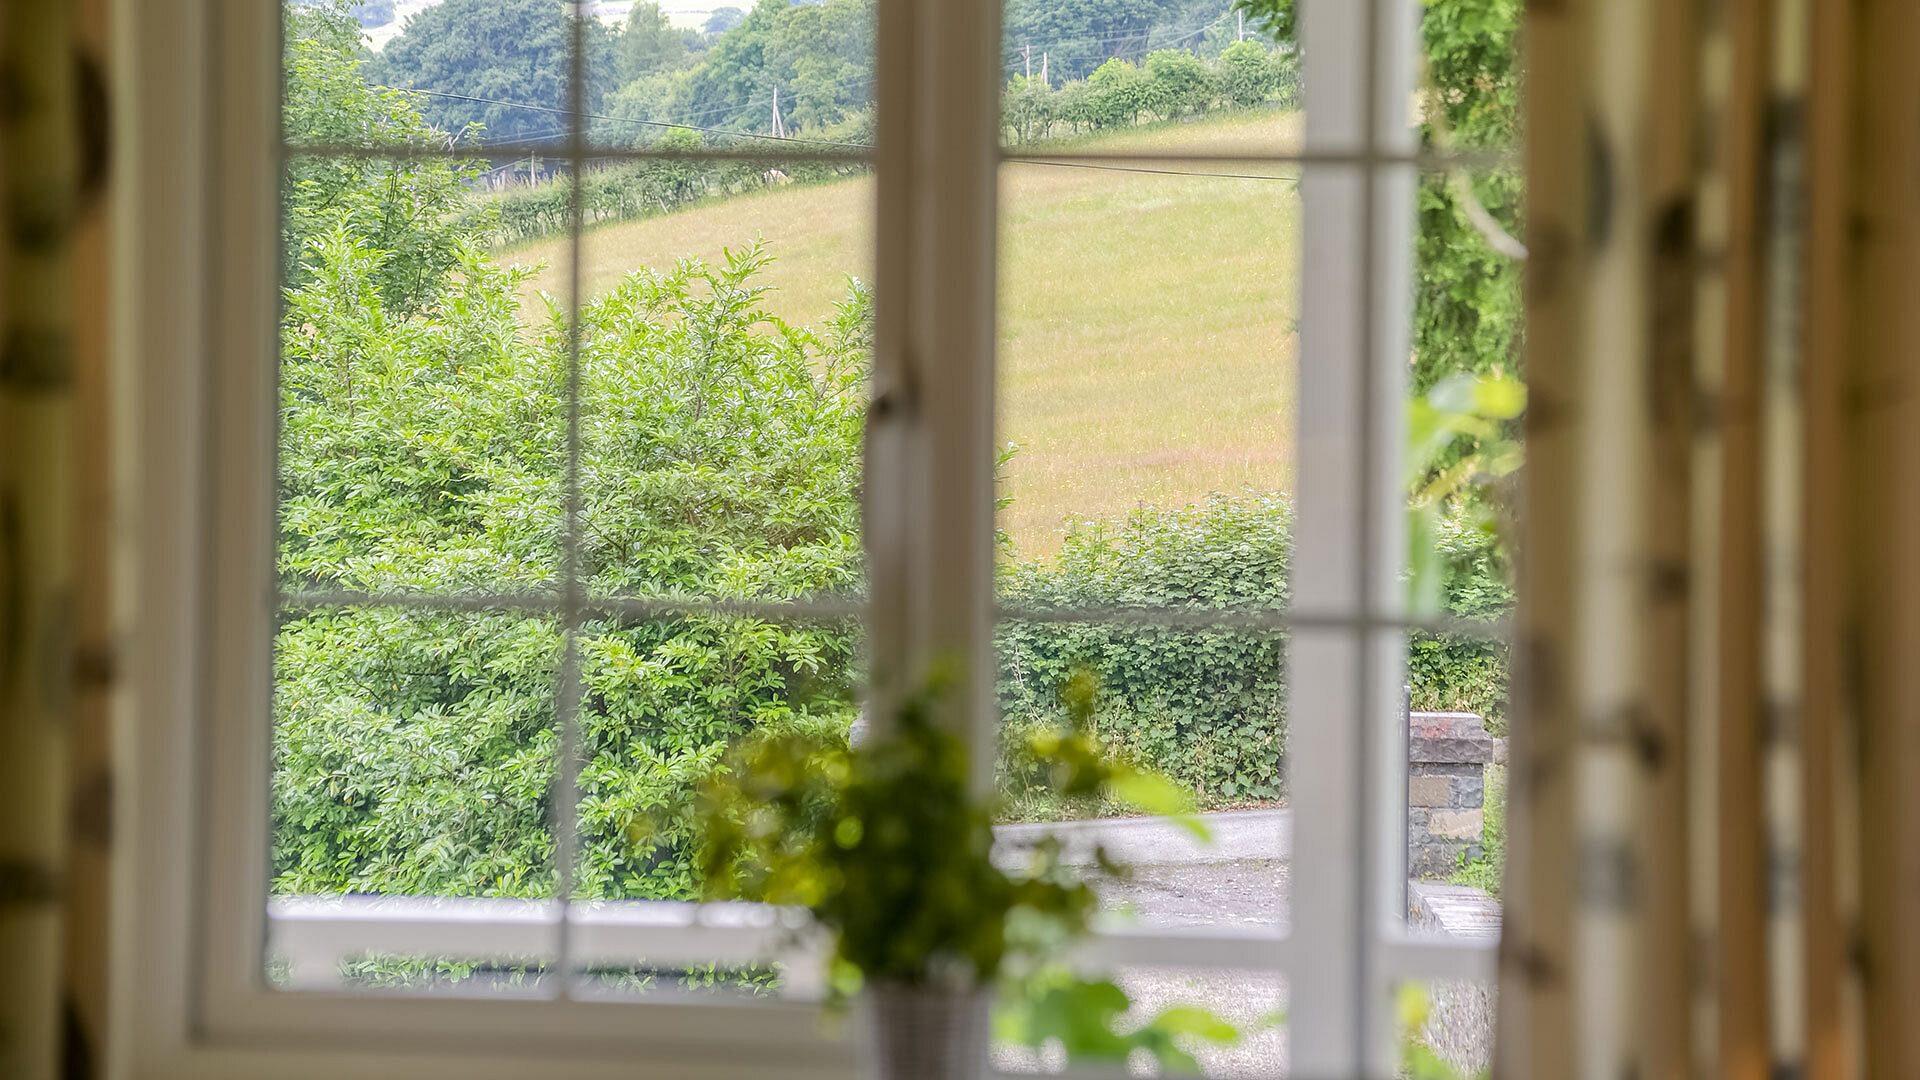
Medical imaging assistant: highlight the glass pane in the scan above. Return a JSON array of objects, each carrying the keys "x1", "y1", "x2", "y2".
[
  {"x1": 993, "y1": 966, "x2": 1289, "y2": 1077},
  {"x1": 567, "y1": 611, "x2": 862, "y2": 998},
  {"x1": 279, "y1": 150, "x2": 568, "y2": 601},
  {"x1": 995, "y1": 619, "x2": 1288, "y2": 932},
  {"x1": 999, "y1": 0, "x2": 1301, "y2": 156},
  {"x1": 283, "y1": 0, "x2": 583, "y2": 154},
  {"x1": 571, "y1": 613, "x2": 862, "y2": 903},
  {"x1": 571, "y1": 154, "x2": 874, "y2": 602},
  {"x1": 995, "y1": 161, "x2": 1299, "y2": 571},
  {"x1": 586, "y1": 0, "x2": 875, "y2": 153},
  {"x1": 269, "y1": 606, "x2": 563, "y2": 990}
]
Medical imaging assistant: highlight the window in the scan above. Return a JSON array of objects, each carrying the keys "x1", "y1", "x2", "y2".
[{"x1": 122, "y1": 0, "x2": 1513, "y2": 1075}]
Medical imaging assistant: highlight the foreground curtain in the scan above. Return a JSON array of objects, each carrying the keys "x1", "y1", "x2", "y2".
[
  {"x1": 0, "y1": 3, "x2": 85, "y2": 1079},
  {"x1": 1499, "y1": 0, "x2": 1920, "y2": 1077}
]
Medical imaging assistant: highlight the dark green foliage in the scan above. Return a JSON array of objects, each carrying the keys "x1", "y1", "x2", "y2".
[
  {"x1": 653, "y1": 0, "x2": 873, "y2": 141},
  {"x1": 365, "y1": 0, "x2": 619, "y2": 145},
  {"x1": 616, "y1": 1, "x2": 696, "y2": 83},
  {"x1": 1002, "y1": 0, "x2": 1221, "y2": 83},
  {"x1": 997, "y1": 497, "x2": 1292, "y2": 810},
  {"x1": 283, "y1": 3, "x2": 486, "y2": 313},
  {"x1": 999, "y1": 42, "x2": 1293, "y2": 144},
  {"x1": 274, "y1": 232, "x2": 869, "y2": 901},
  {"x1": 1407, "y1": 515, "x2": 1512, "y2": 732}
]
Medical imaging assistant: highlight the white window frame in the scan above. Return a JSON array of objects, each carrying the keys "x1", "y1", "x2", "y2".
[{"x1": 114, "y1": 0, "x2": 1499, "y2": 1077}]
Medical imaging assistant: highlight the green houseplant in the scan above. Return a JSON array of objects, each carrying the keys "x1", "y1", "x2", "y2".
[{"x1": 694, "y1": 668, "x2": 1250, "y2": 1077}]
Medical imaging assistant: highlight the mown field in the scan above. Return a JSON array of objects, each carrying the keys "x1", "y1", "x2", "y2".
[{"x1": 502, "y1": 110, "x2": 1304, "y2": 556}]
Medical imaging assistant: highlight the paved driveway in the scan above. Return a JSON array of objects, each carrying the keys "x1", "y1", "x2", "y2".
[{"x1": 991, "y1": 810, "x2": 1294, "y2": 1075}]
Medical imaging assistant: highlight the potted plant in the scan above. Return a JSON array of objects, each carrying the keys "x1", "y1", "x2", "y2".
[{"x1": 694, "y1": 668, "x2": 1251, "y2": 1078}]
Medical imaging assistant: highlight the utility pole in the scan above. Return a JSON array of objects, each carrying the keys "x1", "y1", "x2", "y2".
[
  {"x1": 1237, "y1": 10, "x2": 1245, "y2": 41},
  {"x1": 1023, "y1": 41, "x2": 1031, "y2": 80},
  {"x1": 1040, "y1": 51, "x2": 1049, "y2": 87},
  {"x1": 771, "y1": 86, "x2": 786, "y2": 139}
]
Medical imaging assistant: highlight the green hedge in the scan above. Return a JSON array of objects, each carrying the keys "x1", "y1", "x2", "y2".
[
  {"x1": 997, "y1": 496, "x2": 1292, "y2": 813},
  {"x1": 995, "y1": 497, "x2": 1512, "y2": 815},
  {"x1": 1407, "y1": 515, "x2": 1513, "y2": 734}
]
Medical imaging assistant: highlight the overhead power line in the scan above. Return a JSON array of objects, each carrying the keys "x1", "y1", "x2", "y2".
[
  {"x1": 375, "y1": 84, "x2": 1306, "y2": 183},
  {"x1": 380, "y1": 85, "x2": 866, "y2": 150}
]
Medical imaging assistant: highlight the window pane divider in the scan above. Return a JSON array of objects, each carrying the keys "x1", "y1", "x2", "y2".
[
  {"x1": 1001, "y1": 146, "x2": 1514, "y2": 169},
  {"x1": 283, "y1": 143, "x2": 873, "y2": 166},
  {"x1": 274, "y1": 587, "x2": 1510, "y2": 640}
]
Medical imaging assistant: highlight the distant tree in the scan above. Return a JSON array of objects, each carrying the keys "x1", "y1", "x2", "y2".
[
  {"x1": 1050, "y1": 79, "x2": 1095, "y2": 135},
  {"x1": 617, "y1": 1, "x2": 692, "y2": 82},
  {"x1": 1215, "y1": 38, "x2": 1279, "y2": 108},
  {"x1": 1002, "y1": 0, "x2": 1188, "y2": 83},
  {"x1": 597, "y1": 67, "x2": 698, "y2": 144},
  {"x1": 1002, "y1": 75, "x2": 1056, "y2": 144},
  {"x1": 704, "y1": 6, "x2": 746, "y2": 34},
  {"x1": 282, "y1": 1, "x2": 481, "y2": 312},
  {"x1": 681, "y1": 0, "x2": 872, "y2": 135},
  {"x1": 1086, "y1": 57, "x2": 1147, "y2": 128},
  {"x1": 366, "y1": 0, "x2": 618, "y2": 145},
  {"x1": 1142, "y1": 47, "x2": 1211, "y2": 118},
  {"x1": 763, "y1": 0, "x2": 873, "y2": 129}
]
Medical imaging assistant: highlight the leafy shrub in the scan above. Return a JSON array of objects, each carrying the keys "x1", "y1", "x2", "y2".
[
  {"x1": 1086, "y1": 58, "x2": 1151, "y2": 129},
  {"x1": 1142, "y1": 48, "x2": 1215, "y2": 119},
  {"x1": 1216, "y1": 39, "x2": 1289, "y2": 109},
  {"x1": 272, "y1": 233, "x2": 1511, "y2": 890},
  {"x1": 283, "y1": 3, "x2": 486, "y2": 313},
  {"x1": 275, "y1": 235, "x2": 867, "y2": 901},
  {"x1": 997, "y1": 496, "x2": 1292, "y2": 812},
  {"x1": 1407, "y1": 513, "x2": 1512, "y2": 733},
  {"x1": 1001, "y1": 41, "x2": 1296, "y2": 144}
]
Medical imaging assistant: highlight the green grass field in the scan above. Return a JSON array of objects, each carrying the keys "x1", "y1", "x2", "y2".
[{"x1": 502, "y1": 111, "x2": 1303, "y2": 556}]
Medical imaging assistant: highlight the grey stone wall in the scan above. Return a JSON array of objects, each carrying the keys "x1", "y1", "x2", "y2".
[
  {"x1": 1406, "y1": 882, "x2": 1499, "y2": 1075},
  {"x1": 1407, "y1": 711, "x2": 1501, "y2": 879}
]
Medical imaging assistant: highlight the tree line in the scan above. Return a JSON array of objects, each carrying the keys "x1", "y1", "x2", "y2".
[{"x1": 346, "y1": 0, "x2": 1267, "y2": 148}]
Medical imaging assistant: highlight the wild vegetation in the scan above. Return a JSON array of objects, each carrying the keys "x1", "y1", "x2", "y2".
[{"x1": 273, "y1": 0, "x2": 1519, "y2": 907}]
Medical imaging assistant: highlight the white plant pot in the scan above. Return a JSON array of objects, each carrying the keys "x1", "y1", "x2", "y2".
[{"x1": 861, "y1": 982, "x2": 991, "y2": 1080}]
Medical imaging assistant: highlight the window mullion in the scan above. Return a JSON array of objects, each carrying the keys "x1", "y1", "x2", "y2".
[
  {"x1": 1361, "y1": 1, "x2": 1421, "y2": 1072},
  {"x1": 1290, "y1": 0, "x2": 1418, "y2": 1073},
  {"x1": 868, "y1": 0, "x2": 1001, "y2": 772}
]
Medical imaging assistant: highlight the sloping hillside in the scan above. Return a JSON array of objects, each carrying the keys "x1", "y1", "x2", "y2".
[{"x1": 501, "y1": 110, "x2": 1304, "y2": 554}]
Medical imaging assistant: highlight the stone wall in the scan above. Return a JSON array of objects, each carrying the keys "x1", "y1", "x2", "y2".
[
  {"x1": 1406, "y1": 881, "x2": 1499, "y2": 1075},
  {"x1": 1407, "y1": 711, "x2": 1501, "y2": 879}
]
